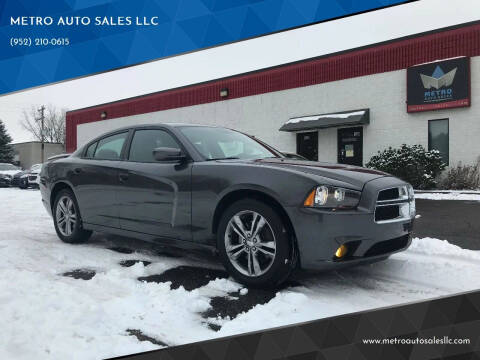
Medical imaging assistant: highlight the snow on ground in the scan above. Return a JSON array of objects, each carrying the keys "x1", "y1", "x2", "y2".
[
  {"x1": 414, "y1": 190, "x2": 480, "y2": 201},
  {"x1": 1, "y1": 188, "x2": 479, "y2": 360}
]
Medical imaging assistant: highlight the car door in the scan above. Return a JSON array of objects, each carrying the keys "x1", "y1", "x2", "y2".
[
  {"x1": 72, "y1": 131, "x2": 128, "y2": 229},
  {"x1": 116, "y1": 128, "x2": 192, "y2": 241}
]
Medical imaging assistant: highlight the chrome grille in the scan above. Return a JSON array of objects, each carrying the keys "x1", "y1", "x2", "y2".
[{"x1": 375, "y1": 186, "x2": 415, "y2": 223}]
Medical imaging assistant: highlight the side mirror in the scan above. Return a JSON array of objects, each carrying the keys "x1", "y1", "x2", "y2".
[{"x1": 153, "y1": 147, "x2": 186, "y2": 162}]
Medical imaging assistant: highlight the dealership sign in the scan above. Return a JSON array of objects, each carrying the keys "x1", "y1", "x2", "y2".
[{"x1": 407, "y1": 57, "x2": 470, "y2": 112}]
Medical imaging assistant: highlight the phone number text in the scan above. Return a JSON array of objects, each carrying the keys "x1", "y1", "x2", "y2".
[{"x1": 10, "y1": 38, "x2": 70, "y2": 47}]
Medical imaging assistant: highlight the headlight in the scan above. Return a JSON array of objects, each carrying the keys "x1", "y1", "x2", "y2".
[
  {"x1": 407, "y1": 184, "x2": 416, "y2": 217},
  {"x1": 407, "y1": 184, "x2": 414, "y2": 200},
  {"x1": 304, "y1": 185, "x2": 361, "y2": 209}
]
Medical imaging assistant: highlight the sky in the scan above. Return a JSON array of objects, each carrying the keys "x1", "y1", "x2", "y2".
[{"x1": 1, "y1": 0, "x2": 478, "y2": 143}]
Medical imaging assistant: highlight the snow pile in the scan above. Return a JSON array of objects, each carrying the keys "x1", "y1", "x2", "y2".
[
  {"x1": 1, "y1": 188, "x2": 479, "y2": 359},
  {"x1": 415, "y1": 191, "x2": 480, "y2": 201},
  {"x1": 219, "y1": 237, "x2": 480, "y2": 336}
]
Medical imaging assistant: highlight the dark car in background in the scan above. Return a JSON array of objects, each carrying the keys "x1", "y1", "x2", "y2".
[
  {"x1": 11, "y1": 170, "x2": 28, "y2": 187},
  {"x1": 0, "y1": 163, "x2": 22, "y2": 187},
  {"x1": 11, "y1": 164, "x2": 42, "y2": 189},
  {"x1": 0, "y1": 173, "x2": 11, "y2": 187},
  {"x1": 40, "y1": 124, "x2": 415, "y2": 287}
]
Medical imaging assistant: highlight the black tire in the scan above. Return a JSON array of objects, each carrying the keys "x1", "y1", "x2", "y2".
[
  {"x1": 217, "y1": 199, "x2": 294, "y2": 288},
  {"x1": 53, "y1": 189, "x2": 92, "y2": 243},
  {"x1": 19, "y1": 178, "x2": 28, "y2": 189}
]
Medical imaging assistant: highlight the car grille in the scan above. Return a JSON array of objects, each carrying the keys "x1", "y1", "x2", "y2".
[
  {"x1": 377, "y1": 187, "x2": 400, "y2": 201},
  {"x1": 374, "y1": 186, "x2": 414, "y2": 223}
]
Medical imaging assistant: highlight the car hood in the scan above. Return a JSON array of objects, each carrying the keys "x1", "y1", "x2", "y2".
[
  {"x1": 0, "y1": 170, "x2": 22, "y2": 176},
  {"x1": 253, "y1": 158, "x2": 389, "y2": 189}
]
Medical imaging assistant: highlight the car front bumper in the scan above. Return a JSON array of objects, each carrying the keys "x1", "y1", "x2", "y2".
[
  {"x1": 10, "y1": 177, "x2": 21, "y2": 186},
  {"x1": 27, "y1": 175, "x2": 40, "y2": 186},
  {"x1": 0, "y1": 178, "x2": 10, "y2": 187},
  {"x1": 285, "y1": 177, "x2": 414, "y2": 271}
]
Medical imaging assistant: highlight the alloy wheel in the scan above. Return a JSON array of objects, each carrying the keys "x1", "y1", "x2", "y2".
[
  {"x1": 56, "y1": 195, "x2": 77, "y2": 237},
  {"x1": 224, "y1": 210, "x2": 276, "y2": 277}
]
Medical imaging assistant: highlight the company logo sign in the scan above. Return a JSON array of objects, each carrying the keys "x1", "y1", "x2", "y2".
[
  {"x1": 407, "y1": 57, "x2": 470, "y2": 113},
  {"x1": 421, "y1": 66, "x2": 457, "y2": 102}
]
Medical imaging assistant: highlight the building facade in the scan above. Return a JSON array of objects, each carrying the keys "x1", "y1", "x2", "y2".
[
  {"x1": 13, "y1": 142, "x2": 65, "y2": 169},
  {"x1": 66, "y1": 22, "x2": 480, "y2": 168}
]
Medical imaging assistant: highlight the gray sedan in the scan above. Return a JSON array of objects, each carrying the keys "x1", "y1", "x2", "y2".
[{"x1": 39, "y1": 124, "x2": 415, "y2": 287}]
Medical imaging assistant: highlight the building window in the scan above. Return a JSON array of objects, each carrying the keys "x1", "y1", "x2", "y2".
[{"x1": 428, "y1": 119, "x2": 449, "y2": 165}]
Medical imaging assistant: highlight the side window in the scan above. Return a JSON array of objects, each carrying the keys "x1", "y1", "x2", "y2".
[
  {"x1": 129, "y1": 129, "x2": 180, "y2": 162},
  {"x1": 85, "y1": 141, "x2": 98, "y2": 158},
  {"x1": 93, "y1": 132, "x2": 128, "y2": 160}
]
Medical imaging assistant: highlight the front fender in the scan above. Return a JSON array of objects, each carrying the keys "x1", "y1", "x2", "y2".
[{"x1": 217, "y1": 183, "x2": 287, "y2": 207}]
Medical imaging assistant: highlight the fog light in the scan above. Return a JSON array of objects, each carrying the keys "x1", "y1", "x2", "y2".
[{"x1": 335, "y1": 244, "x2": 348, "y2": 259}]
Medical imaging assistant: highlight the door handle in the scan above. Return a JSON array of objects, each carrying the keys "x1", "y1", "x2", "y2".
[
  {"x1": 119, "y1": 173, "x2": 129, "y2": 182},
  {"x1": 74, "y1": 168, "x2": 82, "y2": 174}
]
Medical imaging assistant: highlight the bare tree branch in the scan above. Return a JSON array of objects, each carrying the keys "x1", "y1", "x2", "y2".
[{"x1": 21, "y1": 105, "x2": 66, "y2": 145}]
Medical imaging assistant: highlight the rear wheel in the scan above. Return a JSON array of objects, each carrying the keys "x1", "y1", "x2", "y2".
[
  {"x1": 53, "y1": 189, "x2": 92, "y2": 243},
  {"x1": 217, "y1": 199, "x2": 294, "y2": 288}
]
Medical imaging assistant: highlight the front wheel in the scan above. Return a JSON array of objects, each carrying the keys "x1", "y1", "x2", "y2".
[
  {"x1": 217, "y1": 199, "x2": 294, "y2": 288},
  {"x1": 53, "y1": 189, "x2": 92, "y2": 243}
]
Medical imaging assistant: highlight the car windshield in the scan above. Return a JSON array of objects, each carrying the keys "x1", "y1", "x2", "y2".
[
  {"x1": 179, "y1": 126, "x2": 279, "y2": 160},
  {"x1": 0, "y1": 164, "x2": 19, "y2": 170}
]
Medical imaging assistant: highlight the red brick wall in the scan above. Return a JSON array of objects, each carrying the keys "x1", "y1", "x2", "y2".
[{"x1": 66, "y1": 23, "x2": 480, "y2": 152}]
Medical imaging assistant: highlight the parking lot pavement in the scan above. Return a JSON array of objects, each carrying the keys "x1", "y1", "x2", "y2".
[
  {"x1": 414, "y1": 199, "x2": 480, "y2": 250},
  {"x1": 1, "y1": 188, "x2": 480, "y2": 360}
]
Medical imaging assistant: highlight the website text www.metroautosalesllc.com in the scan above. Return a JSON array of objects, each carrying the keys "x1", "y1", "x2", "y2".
[{"x1": 363, "y1": 336, "x2": 471, "y2": 346}]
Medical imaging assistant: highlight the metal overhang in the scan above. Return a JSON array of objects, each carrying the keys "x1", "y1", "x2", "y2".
[{"x1": 279, "y1": 109, "x2": 370, "y2": 132}]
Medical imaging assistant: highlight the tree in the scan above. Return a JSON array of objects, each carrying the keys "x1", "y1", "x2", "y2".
[
  {"x1": 366, "y1": 144, "x2": 447, "y2": 189},
  {"x1": 21, "y1": 105, "x2": 66, "y2": 145},
  {"x1": 0, "y1": 119, "x2": 15, "y2": 163}
]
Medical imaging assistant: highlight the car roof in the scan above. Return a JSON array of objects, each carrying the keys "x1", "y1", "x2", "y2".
[
  {"x1": 0, "y1": 163, "x2": 18, "y2": 167},
  {"x1": 76, "y1": 123, "x2": 230, "y2": 155},
  {"x1": 105, "y1": 123, "x2": 221, "y2": 133},
  {"x1": 85, "y1": 123, "x2": 236, "y2": 145}
]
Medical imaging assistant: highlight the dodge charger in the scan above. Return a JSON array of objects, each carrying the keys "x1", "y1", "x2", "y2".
[{"x1": 40, "y1": 124, "x2": 415, "y2": 287}]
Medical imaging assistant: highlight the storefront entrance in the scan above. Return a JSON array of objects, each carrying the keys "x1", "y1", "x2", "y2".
[
  {"x1": 337, "y1": 127, "x2": 363, "y2": 166},
  {"x1": 296, "y1": 131, "x2": 318, "y2": 161}
]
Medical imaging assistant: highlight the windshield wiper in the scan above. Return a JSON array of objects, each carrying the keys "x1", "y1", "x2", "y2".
[{"x1": 206, "y1": 157, "x2": 240, "y2": 161}]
